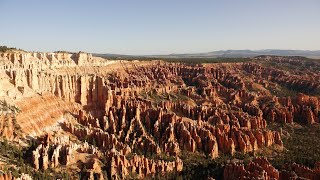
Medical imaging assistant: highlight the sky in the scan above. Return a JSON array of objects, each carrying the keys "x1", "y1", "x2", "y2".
[{"x1": 0, "y1": 0, "x2": 319, "y2": 55}]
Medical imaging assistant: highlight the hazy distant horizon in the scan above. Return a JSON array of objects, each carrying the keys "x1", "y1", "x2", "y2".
[
  {"x1": 94, "y1": 49, "x2": 320, "y2": 56},
  {"x1": 3, "y1": 46, "x2": 320, "y2": 56},
  {"x1": 1, "y1": 0, "x2": 319, "y2": 55}
]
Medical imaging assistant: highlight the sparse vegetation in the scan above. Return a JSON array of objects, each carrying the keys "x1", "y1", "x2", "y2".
[
  {"x1": 0, "y1": 140, "x2": 74, "y2": 179},
  {"x1": 0, "y1": 100, "x2": 21, "y2": 114},
  {"x1": 266, "y1": 85, "x2": 299, "y2": 97},
  {"x1": 96, "y1": 54, "x2": 253, "y2": 64},
  {"x1": 53, "y1": 50, "x2": 74, "y2": 53},
  {"x1": 179, "y1": 151, "x2": 224, "y2": 180},
  {"x1": 140, "y1": 90, "x2": 191, "y2": 107},
  {"x1": 0, "y1": 46, "x2": 24, "y2": 53},
  {"x1": 270, "y1": 124, "x2": 320, "y2": 169}
]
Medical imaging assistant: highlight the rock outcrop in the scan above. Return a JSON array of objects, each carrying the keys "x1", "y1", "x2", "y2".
[
  {"x1": 224, "y1": 158, "x2": 279, "y2": 180},
  {"x1": 32, "y1": 134, "x2": 99, "y2": 170},
  {"x1": 224, "y1": 158, "x2": 320, "y2": 180},
  {"x1": 1, "y1": 52, "x2": 319, "y2": 179}
]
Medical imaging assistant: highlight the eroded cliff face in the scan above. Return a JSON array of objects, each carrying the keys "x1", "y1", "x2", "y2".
[
  {"x1": 224, "y1": 158, "x2": 320, "y2": 180},
  {"x1": 224, "y1": 157, "x2": 280, "y2": 180},
  {"x1": 0, "y1": 52, "x2": 319, "y2": 179}
]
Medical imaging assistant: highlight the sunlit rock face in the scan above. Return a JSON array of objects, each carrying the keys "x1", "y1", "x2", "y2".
[
  {"x1": 224, "y1": 158, "x2": 320, "y2": 180},
  {"x1": 0, "y1": 52, "x2": 319, "y2": 179}
]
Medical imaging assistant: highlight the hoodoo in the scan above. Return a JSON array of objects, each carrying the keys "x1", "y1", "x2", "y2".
[{"x1": 0, "y1": 51, "x2": 319, "y2": 179}]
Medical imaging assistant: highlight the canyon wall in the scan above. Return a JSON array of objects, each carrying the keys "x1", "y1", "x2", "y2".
[{"x1": 0, "y1": 52, "x2": 319, "y2": 179}]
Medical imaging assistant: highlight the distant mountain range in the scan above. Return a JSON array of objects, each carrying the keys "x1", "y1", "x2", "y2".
[
  {"x1": 162, "y1": 50, "x2": 320, "y2": 58},
  {"x1": 96, "y1": 50, "x2": 320, "y2": 59}
]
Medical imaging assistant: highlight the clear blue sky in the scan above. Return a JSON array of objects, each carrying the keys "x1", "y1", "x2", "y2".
[{"x1": 0, "y1": 0, "x2": 319, "y2": 55}]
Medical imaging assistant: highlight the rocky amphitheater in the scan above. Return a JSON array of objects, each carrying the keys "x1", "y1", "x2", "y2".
[{"x1": 0, "y1": 51, "x2": 319, "y2": 179}]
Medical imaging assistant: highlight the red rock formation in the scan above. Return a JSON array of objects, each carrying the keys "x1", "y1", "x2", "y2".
[
  {"x1": 4, "y1": 52, "x2": 320, "y2": 179},
  {"x1": 109, "y1": 150, "x2": 183, "y2": 179},
  {"x1": 224, "y1": 158, "x2": 279, "y2": 180},
  {"x1": 281, "y1": 163, "x2": 320, "y2": 180},
  {"x1": 0, "y1": 114, "x2": 16, "y2": 140},
  {"x1": 32, "y1": 134, "x2": 100, "y2": 170},
  {"x1": 224, "y1": 159, "x2": 320, "y2": 180},
  {"x1": 0, "y1": 172, "x2": 13, "y2": 180}
]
